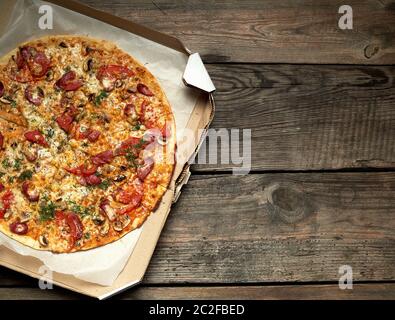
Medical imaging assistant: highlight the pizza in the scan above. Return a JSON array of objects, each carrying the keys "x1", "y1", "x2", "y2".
[{"x1": 0, "y1": 36, "x2": 176, "y2": 253}]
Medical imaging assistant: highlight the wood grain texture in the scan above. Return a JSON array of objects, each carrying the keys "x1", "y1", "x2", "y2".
[
  {"x1": 79, "y1": 0, "x2": 395, "y2": 64},
  {"x1": 142, "y1": 173, "x2": 395, "y2": 283},
  {"x1": 1, "y1": 283, "x2": 395, "y2": 300},
  {"x1": 2, "y1": 172, "x2": 393, "y2": 287},
  {"x1": 192, "y1": 64, "x2": 395, "y2": 171},
  {"x1": 1, "y1": 0, "x2": 395, "y2": 301}
]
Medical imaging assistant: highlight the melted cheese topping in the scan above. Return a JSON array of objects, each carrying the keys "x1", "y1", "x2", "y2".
[{"x1": 0, "y1": 36, "x2": 175, "y2": 252}]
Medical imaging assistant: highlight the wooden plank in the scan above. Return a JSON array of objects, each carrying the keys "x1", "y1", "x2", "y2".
[
  {"x1": 0, "y1": 267, "x2": 37, "y2": 287},
  {"x1": 142, "y1": 173, "x2": 395, "y2": 283},
  {"x1": 1, "y1": 283, "x2": 395, "y2": 300},
  {"x1": 79, "y1": 0, "x2": 395, "y2": 64},
  {"x1": 2, "y1": 172, "x2": 394, "y2": 285},
  {"x1": 192, "y1": 64, "x2": 395, "y2": 171}
]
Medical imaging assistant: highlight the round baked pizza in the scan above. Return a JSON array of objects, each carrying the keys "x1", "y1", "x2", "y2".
[{"x1": 0, "y1": 36, "x2": 176, "y2": 253}]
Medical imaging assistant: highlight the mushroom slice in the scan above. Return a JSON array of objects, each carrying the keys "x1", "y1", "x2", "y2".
[
  {"x1": 46, "y1": 70, "x2": 54, "y2": 82},
  {"x1": 3, "y1": 210, "x2": 12, "y2": 220},
  {"x1": 115, "y1": 79, "x2": 124, "y2": 88},
  {"x1": 113, "y1": 215, "x2": 131, "y2": 232},
  {"x1": 38, "y1": 235, "x2": 49, "y2": 247},
  {"x1": 113, "y1": 220, "x2": 123, "y2": 232},
  {"x1": 92, "y1": 214, "x2": 106, "y2": 226},
  {"x1": 20, "y1": 212, "x2": 32, "y2": 223},
  {"x1": 113, "y1": 174, "x2": 126, "y2": 183},
  {"x1": 0, "y1": 97, "x2": 11, "y2": 104},
  {"x1": 99, "y1": 220, "x2": 110, "y2": 236},
  {"x1": 83, "y1": 58, "x2": 94, "y2": 72}
]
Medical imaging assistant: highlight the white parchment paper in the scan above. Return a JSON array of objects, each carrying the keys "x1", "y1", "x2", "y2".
[{"x1": 0, "y1": 0, "x2": 199, "y2": 286}]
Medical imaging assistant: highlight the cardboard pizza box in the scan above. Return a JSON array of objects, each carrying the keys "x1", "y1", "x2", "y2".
[{"x1": 0, "y1": 0, "x2": 215, "y2": 299}]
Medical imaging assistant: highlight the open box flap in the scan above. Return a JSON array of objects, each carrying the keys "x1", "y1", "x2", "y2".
[{"x1": 183, "y1": 53, "x2": 216, "y2": 93}]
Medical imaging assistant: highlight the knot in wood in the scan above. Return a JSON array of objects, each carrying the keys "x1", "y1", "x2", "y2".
[{"x1": 264, "y1": 182, "x2": 314, "y2": 224}]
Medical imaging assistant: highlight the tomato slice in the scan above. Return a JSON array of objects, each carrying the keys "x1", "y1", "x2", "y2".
[
  {"x1": 91, "y1": 150, "x2": 114, "y2": 165},
  {"x1": 96, "y1": 65, "x2": 134, "y2": 80},
  {"x1": 114, "y1": 178, "x2": 143, "y2": 206},
  {"x1": 65, "y1": 163, "x2": 98, "y2": 177},
  {"x1": 87, "y1": 130, "x2": 100, "y2": 142},
  {"x1": 24, "y1": 130, "x2": 48, "y2": 147},
  {"x1": 114, "y1": 137, "x2": 145, "y2": 156},
  {"x1": 55, "y1": 210, "x2": 66, "y2": 225},
  {"x1": 84, "y1": 174, "x2": 102, "y2": 186},
  {"x1": 116, "y1": 204, "x2": 138, "y2": 215},
  {"x1": 56, "y1": 113, "x2": 74, "y2": 133},
  {"x1": 75, "y1": 126, "x2": 101, "y2": 142}
]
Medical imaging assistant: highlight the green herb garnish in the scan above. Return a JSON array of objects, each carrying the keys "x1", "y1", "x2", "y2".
[
  {"x1": 132, "y1": 123, "x2": 141, "y2": 131},
  {"x1": 39, "y1": 198, "x2": 57, "y2": 222},
  {"x1": 1, "y1": 158, "x2": 11, "y2": 169},
  {"x1": 68, "y1": 201, "x2": 93, "y2": 218},
  {"x1": 97, "y1": 179, "x2": 111, "y2": 190},
  {"x1": 124, "y1": 138, "x2": 146, "y2": 169},
  {"x1": 134, "y1": 138, "x2": 146, "y2": 149},
  {"x1": 13, "y1": 158, "x2": 23, "y2": 171},
  {"x1": 17, "y1": 169, "x2": 33, "y2": 182},
  {"x1": 125, "y1": 152, "x2": 138, "y2": 169},
  {"x1": 3, "y1": 96, "x2": 16, "y2": 108},
  {"x1": 94, "y1": 91, "x2": 108, "y2": 106},
  {"x1": 46, "y1": 128, "x2": 55, "y2": 139}
]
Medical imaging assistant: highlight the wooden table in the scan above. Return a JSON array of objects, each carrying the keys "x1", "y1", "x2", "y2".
[{"x1": 1, "y1": 0, "x2": 395, "y2": 300}]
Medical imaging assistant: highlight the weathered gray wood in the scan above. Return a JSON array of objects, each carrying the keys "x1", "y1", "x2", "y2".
[
  {"x1": 2, "y1": 173, "x2": 394, "y2": 286},
  {"x1": 142, "y1": 173, "x2": 395, "y2": 283},
  {"x1": 2, "y1": 283, "x2": 395, "y2": 300},
  {"x1": 192, "y1": 64, "x2": 395, "y2": 171},
  {"x1": 79, "y1": 0, "x2": 395, "y2": 64}
]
